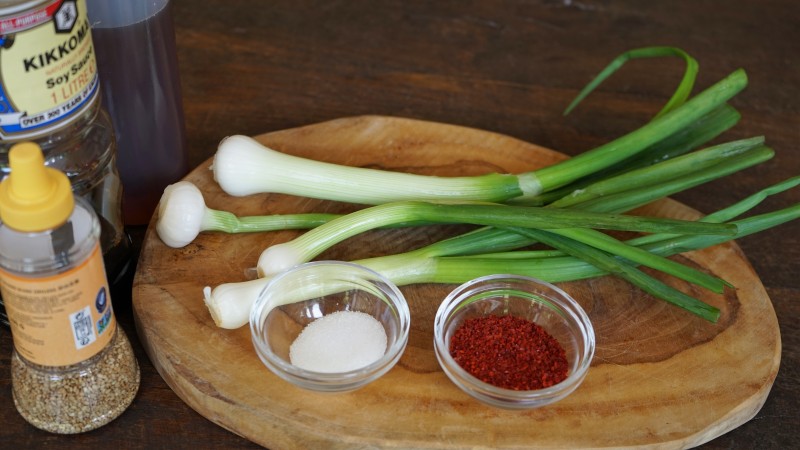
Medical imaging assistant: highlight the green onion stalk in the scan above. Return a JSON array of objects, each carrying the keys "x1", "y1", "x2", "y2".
[
  {"x1": 363, "y1": 178, "x2": 800, "y2": 323},
  {"x1": 254, "y1": 200, "x2": 736, "y2": 277},
  {"x1": 199, "y1": 137, "x2": 776, "y2": 328},
  {"x1": 160, "y1": 46, "x2": 744, "y2": 249},
  {"x1": 204, "y1": 178, "x2": 800, "y2": 328},
  {"x1": 195, "y1": 47, "x2": 797, "y2": 328},
  {"x1": 156, "y1": 137, "x2": 772, "y2": 248},
  {"x1": 525, "y1": 104, "x2": 742, "y2": 206},
  {"x1": 156, "y1": 181, "x2": 340, "y2": 248},
  {"x1": 256, "y1": 136, "x2": 770, "y2": 279},
  {"x1": 157, "y1": 180, "x2": 425, "y2": 249},
  {"x1": 563, "y1": 46, "x2": 700, "y2": 120},
  {"x1": 418, "y1": 202, "x2": 800, "y2": 323},
  {"x1": 211, "y1": 70, "x2": 748, "y2": 205}
]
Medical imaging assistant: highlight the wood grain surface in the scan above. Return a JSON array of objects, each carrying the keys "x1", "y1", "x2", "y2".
[
  {"x1": 133, "y1": 116, "x2": 780, "y2": 449},
  {"x1": 3, "y1": 2, "x2": 798, "y2": 448}
]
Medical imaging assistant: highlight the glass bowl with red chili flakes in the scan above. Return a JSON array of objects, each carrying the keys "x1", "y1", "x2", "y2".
[{"x1": 433, "y1": 274, "x2": 595, "y2": 409}]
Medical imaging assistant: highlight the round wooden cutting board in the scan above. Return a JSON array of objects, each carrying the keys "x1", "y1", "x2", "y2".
[{"x1": 133, "y1": 116, "x2": 780, "y2": 449}]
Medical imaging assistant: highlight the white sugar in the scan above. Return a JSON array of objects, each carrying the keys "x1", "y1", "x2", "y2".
[{"x1": 289, "y1": 310, "x2": 388, "y2": 373}]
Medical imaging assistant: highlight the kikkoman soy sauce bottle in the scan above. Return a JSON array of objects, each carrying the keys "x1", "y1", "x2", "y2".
[
  {"x1": 0, "y1": 0, "x2": 131, "y2": 327},
  {"x1": 0, "y1": 142, "x2": 139, "y2": 433}
]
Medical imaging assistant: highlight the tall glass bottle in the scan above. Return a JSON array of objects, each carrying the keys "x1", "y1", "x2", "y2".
[
  {"x1": 87, "y1": 0, "x2": 189, "y2": 225},
  {"x1": 0, "y1": 0, "x2": 129, "y2": 326}
]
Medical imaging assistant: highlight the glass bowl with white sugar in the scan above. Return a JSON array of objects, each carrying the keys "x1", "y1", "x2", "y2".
[{"x1": 249, "y1": 261, "x2": 411, "y2": 392}]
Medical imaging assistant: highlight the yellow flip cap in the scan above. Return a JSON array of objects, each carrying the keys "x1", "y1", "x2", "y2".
[{"x1": 0, "y1": 142, "x2": 74, "y2": 232}]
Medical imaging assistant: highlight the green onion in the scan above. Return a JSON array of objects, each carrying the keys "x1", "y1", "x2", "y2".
[
  {"x1": 155, "y1": 181, "x2": 340, "y2": 248},
  {"x1": 204, "y1": 185, "x2": 800, "y2": 329},
  {"x1": 343, "y1": 137, "x2": 771, "y2": 267},
  {"x1": 196, "y1": 46, "x2": 799, "y2": 328},
  {"x1": 529, "y1": 104, "x2": 742, "y2": 206},
  {"x1": 362, "y1": 201, "x2": 800, "y2": 323},
  {"x1": 564, "y1": 46, "x2": 699, "y2": 119},
  {"x1": 506, "y1": 227, "x2": 722, "y2": 322},
  {"x1": 549, "y1": 136, "x2": 765, "y2": 209},
  {"x1": 639, "y1": 203, "x2": 800, "y2": 256},
  {"x1": 572, "y1": 145, "x2": 774, "y2": 214},
  {"x1": 212, "y1": 70, "x2": 746, "y2": 205},
  {"x1": 355, "y1": 178, "x2": 800, "y2": 321},
  {"x1": 161, "y1": 134, "x2": 758, "y2": 248},
  {"x1": 162, "y1": 136, "x2": 767, "y2": 251},
  {"x1": 544, "y1": 227, "x2": 731, "y2": 293},
  {"x1": 532, "y1": 69, "x2": 746, "y2": 194},
  {"x1": 255, "y1": 201, "x2": 736, "y2": 276},
  {"x1": 628, "y1": 175, "x2": 800, "y2": 246},
  {"x1": 476, "y1": 186, "x2": 797, "y2": 281},
  {"x1": 431, "y1": 202, "x2": 800, "y2": 287},
  {"x1": 478, "y1": 176, "x2": 800, "y2": 260}
]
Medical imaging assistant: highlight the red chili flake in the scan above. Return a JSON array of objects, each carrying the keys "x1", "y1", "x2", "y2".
[{"x1": 449, "y1": 315, "x2": 568, "y2": 390}]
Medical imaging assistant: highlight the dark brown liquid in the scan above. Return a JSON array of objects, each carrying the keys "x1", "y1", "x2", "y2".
[{"x1": 92, "y1": 4, "x2": 189, "y2": 225}]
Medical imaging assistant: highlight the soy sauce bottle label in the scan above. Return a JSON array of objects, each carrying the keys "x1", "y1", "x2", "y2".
[
  {"x1": 0, "y1": 0, "x2": 99, "y2": 140},
  {"x1": 0, "y1": 243, "x2": 116, "y2": 367}
]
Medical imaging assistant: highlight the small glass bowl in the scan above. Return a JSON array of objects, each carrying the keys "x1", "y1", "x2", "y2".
[
  {"x1": 250, "y1": 261, "x2": 411, "y2": 393},
  {"x1": 434, "y1": 274, "x2": 595, "y2": 409}
]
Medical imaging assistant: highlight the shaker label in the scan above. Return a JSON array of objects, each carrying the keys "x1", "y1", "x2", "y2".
[
  {"x1": 0, "y1": 0, "x2": 98, "y2": 140},
  {"x1": 0, "y1": 243, "x2": 116, "y2": 367}
]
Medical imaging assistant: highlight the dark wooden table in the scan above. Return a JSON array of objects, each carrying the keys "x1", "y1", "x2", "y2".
[{"x1": 2, "y1": 0, "x2": 798, "y2": 448}]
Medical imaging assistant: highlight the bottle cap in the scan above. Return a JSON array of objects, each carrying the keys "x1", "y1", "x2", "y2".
[{"x1": 0, "y1": 142, "x2": 74, "y2": 232}]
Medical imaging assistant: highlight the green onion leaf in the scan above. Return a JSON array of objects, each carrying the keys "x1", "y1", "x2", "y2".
[
  {"x1": 504, "y1": 227, "x2": 721, "y2": 322},
  {"x1": 563, "y1": 46, "x2": 699, "y2": 119}
]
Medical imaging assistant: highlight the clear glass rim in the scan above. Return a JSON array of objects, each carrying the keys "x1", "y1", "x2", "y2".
[
  {"x1": 249, "y1": 261, "x2": 411, "y2": 390},
  {"x1": 433, "y1": 273, "x2": 596, "y2": 406}
]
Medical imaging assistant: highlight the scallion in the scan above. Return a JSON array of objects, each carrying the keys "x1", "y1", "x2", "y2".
[
  {"x1": 203, "y1": 183, "x2": 800, "y2": 329},
  {"x1": 563, "y1": 46, "x2": 699, "y2": 119},
  {"x1": 191, "y1": 47, "x2": 800, "y2": 330},
  {"x1": 212, "y1": 70, "x2": 747, "y2": 205},
  {"x1": 255, "y1": 200, "x2": 736, "y2": 277},
  {"x1": 156, "y1": 181, "x2": 339, "y2": 248}
]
